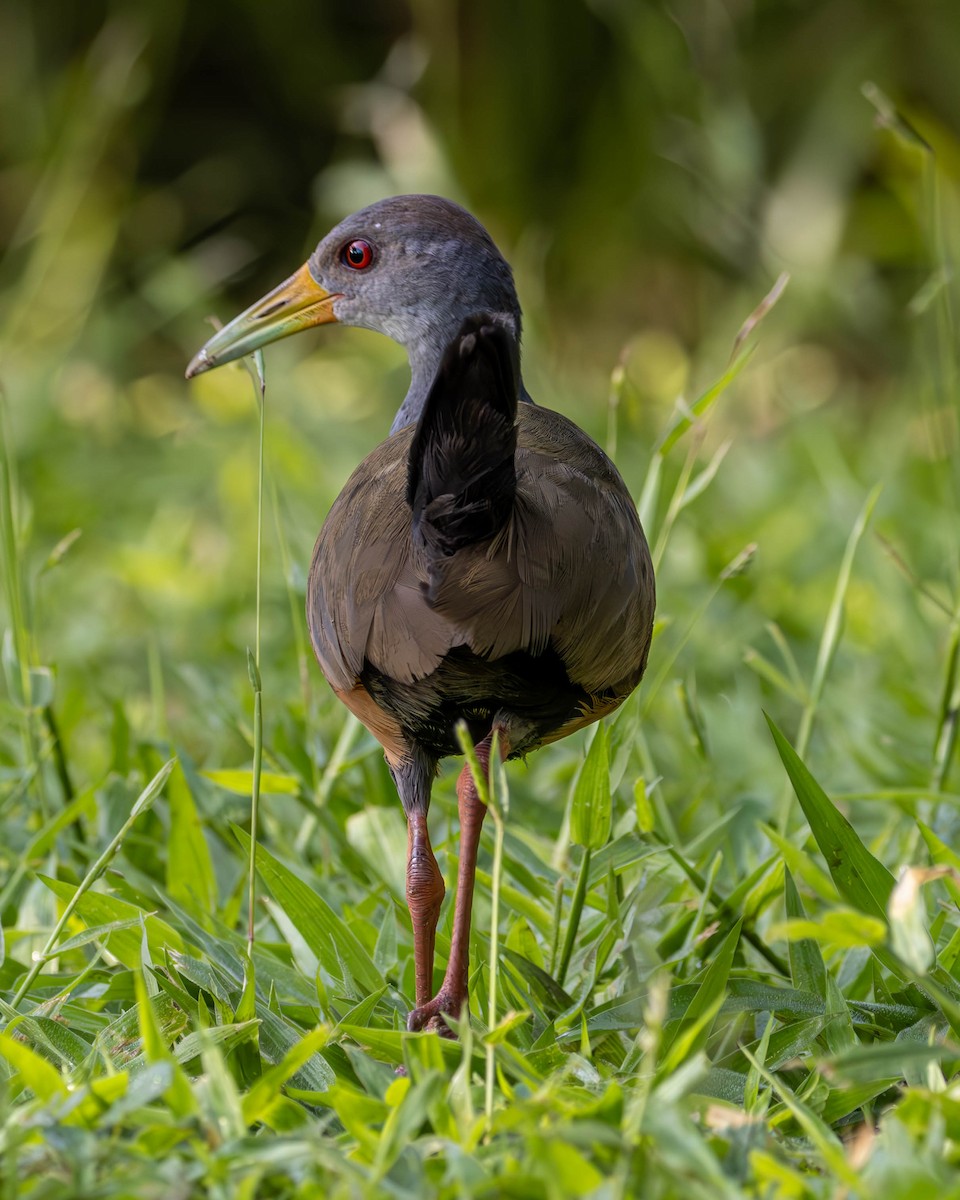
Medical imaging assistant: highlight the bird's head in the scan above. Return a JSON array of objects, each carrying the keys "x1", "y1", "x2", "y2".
[{"x1": 185, "y1": 195, "x2": 521, "y2": 380}]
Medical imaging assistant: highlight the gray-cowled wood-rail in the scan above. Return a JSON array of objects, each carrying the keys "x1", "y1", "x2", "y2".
[{"x1": 186, "y1": 195, "x2": 655, "y2": 1034}]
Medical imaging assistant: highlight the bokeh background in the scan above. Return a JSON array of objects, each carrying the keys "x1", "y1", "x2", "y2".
[{"x1": 2, "y1": 0, "x2": 959, "y2": 849}]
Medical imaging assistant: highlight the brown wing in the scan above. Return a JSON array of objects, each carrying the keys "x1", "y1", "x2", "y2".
[{"x1": 307, "y1": 404, "x2": 654, "y2": 700}]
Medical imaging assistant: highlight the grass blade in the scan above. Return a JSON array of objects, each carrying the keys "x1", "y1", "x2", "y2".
[
  {"x1": 766, "y1": 715, "x2": 895, "y2": 921},
  {"x1": 233, "y1": 825, "x2": 383, "y2": 995},
  {"x1": 793, "y1": 484, "x2": 882, "y2": 767},
  {"x1": 8, "y1": 758, "x2": 175, "y2": 1011}
]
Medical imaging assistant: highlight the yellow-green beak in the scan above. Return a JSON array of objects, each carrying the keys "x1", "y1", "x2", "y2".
[{"x1": 185, "y1": 263, "x2": 340, "y2": 379}]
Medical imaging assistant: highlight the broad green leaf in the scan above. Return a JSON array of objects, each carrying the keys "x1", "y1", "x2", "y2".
[
  {"x1": 15, "y1": 1015, "x2": 90, "y2": 1069},
  {"x1": 39, "y1": 877, "x2": 184, "y2": 968},
  {"x1": 0, "y1": 1033, "x2": 66, "y2": 1102},
  {"x1": 483, "y1": 1009, "x2": 532, "y2": 1045},
  {"x1": 766, "y1": 717, "x2": 896, "y2": 920},
  {"x1": 317, "y1": 1082, "x2": 388, "y2": 1155},
  {"x1": 474, "y1": 869, "x2": 553, "y2": 935},
  {"x1": 784, "y1": 867, "x2": 826, "y2": 996},
  {"x1": 203, "y1": 769, "x2": 300, "y2": 796},
  {"x1": 570, "y1": 723, "x2": 611, "y2": 850},
  {"x1": 700, "y1": 1067, "x2": 747, "y2": 1105},
  {"x1": 503, "y1": 949, "x2": 576, "y2": 1015},
  {"x1": 167, "y1": 762, "x2": 216, "y2": 911},
  {"x1": 585, "y1": 978, "x2": 824, "y2": 1035},
  {"x1": 242, "y1": 1025, "x2": 332, "y2": 1126},
  {"x1": 587, "y1": 834, "x2": 660, "y2": 887},
  {"x1": 134, "y1": 970, "x2": 195, "y2": 1118},
  {"x1": 823, "y1": 1039, "x2": 960, "y2": 1084},
  {"x1": 173, "y1": 1020, "x2": 260, "y2": 1067},
  {"x1": 345, "y1": 805, "x2": 406, "y2": 898},
  {"x1": 256, "y1": 1008, "x2": 336, "y2": 1091},
  {"x1": 373, "y1": 905, "x2": 398, "y2": 974},
  {"x1": 768, "y1": 911, "x2": 887, "y2": 949},
  {"x1": 761, "y1": 823, "x2": 838, "y2": 902},
  {"x1": 97, "y1": 1063, "x2": 171, "y2": 1126},
  {"x1": 819, "y1": 1078, "x2": 899, "y2": 1125},
  {"x1": 95, "y1": 992, "x2": 190, "y2": 1065},
  {"x1": 539, "y1": 1140, "x2": 605, "y2": 1195},
  {"x1": 233, "y1": 826, "x2": 383, "y2": 994},
  {"x1": 660, "y1": 920, "x2": 741, "y2": 1066},
  {"x1": 168, "y1": 951, "x2": 237, "y2": 1004},
  {"x1": 54, "y1": 915, "x2": 147, "y2": 955},
  {"x1": 738, "y1": 1016, "x2": 833, "y2": 1072},
  {"x1": 338, "y1": 1025, "x2": 482, "y2": 1073}
]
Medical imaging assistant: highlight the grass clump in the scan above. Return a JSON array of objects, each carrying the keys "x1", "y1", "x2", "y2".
[{"x1": 2, "y1": 16, "x2": 960, "y2": 1198}]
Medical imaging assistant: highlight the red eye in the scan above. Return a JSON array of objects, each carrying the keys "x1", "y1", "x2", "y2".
[{"x1": 341, "y1": 239, "x2": 374, "y2": 269}]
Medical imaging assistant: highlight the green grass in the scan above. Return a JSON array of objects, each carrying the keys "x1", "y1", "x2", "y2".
[{"x1": 3, "y1": 16, "x2": 960, "y2": 1197}]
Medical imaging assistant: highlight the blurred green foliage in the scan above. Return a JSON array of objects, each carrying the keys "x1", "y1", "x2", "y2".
[{"x1": 2, "y1": 0, "x2": 960, "y2": 1195}]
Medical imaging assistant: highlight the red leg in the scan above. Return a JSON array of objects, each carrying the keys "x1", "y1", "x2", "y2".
[
  {"x1": 407, "y1": 727, "x2": 507, "y2": 1034},
  {"x1": 405, "y1": 808, "x2": 445, "y2": 1008}
]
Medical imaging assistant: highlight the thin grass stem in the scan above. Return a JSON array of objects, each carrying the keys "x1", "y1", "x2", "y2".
[
  {"x1": 271, "y1": 477, "x2": 318, "y2": 786},
  {"x1": 485, "y1": 753, "x2": 506, "y2": 1131},
  {"x1": 246, "y1": 351, "x2": 267, "y2": 951}
]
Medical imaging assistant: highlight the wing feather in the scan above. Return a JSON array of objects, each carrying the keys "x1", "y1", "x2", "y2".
[{"x1": 307, "y1": 405, "x2": 654, "y2": 699}]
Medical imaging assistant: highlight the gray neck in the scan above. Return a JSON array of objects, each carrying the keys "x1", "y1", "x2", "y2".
[
  {"x1": 389, "y1": 315, "x2": 531, "y2": 435},
  {"x1": 389, "y1": 333, "x2": 446, "y2": 434}
]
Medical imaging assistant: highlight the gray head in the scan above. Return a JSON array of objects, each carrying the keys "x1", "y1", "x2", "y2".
[
  {"x1": 310, "y1": 195, "x2": 520, "y2": 348},
  {"x1": 185, "y1": 194, "x2": 524, "y2": 431}
]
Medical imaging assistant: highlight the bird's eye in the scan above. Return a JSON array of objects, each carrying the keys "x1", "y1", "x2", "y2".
[{"x1": 340, "y1": 239, "x2": 375, "y2": 270}]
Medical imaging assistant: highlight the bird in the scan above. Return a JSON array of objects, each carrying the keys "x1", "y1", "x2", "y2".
[{"x1": 186, "y1": 195, "x2": 655, "y2": 1035}]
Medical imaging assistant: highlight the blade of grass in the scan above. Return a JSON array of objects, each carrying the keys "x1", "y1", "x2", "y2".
[
  {"x1": 456, "y1": 721, "x2": 508, "y2": 1133},
  {"x1": 232, "y1": 826, "x2": 383, "y2": 994},
  {"x1": 642, "y1": 543, "x2": 757, "y2": 717},
  {"x1": 764, "y1": 717, "x2": 960, "y2": 1020},
  {"x1": 741, "y1": 1047, "x2": 861, "y2": 1187},
  {"x1": 657, "y1": 348, "x2": 755, "y2": 458},
  {"x1": 793, "y1": 484, "x2": 882, "y2": 766},
  {"x1": 244, "y1": 349, "x2": 267, "y2": 956},
  {"x1": 658, "y1": 920, "x2": 742, "y2": 1072},
  {"x1": 8, "y1": 758, "x2": 175, "y2": 1011},
  {"x1": 767, "y1": 715, "x2": 895, "y2": 922},
  {"x1": 0, "y1": 387, "x2": 44, "y2": 818}
]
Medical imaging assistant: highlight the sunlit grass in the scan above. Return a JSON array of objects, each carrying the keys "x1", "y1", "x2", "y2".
[{"x1": 2, "y1": 26, "x2": 960, "y2": 1199}]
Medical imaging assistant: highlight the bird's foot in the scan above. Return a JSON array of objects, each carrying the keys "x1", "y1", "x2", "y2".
[{"x1": 406, "y1": 987, "x2": 467, "y2": 1037}]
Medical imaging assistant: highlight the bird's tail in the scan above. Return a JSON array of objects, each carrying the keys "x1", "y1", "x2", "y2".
[{"x1": 407, "y1": 313, "x2": 519, "y2": 591}]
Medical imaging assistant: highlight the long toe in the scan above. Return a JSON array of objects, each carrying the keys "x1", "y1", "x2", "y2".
[{"x1": 406, "y1": 988, "x2": 467, "y2": 1036}]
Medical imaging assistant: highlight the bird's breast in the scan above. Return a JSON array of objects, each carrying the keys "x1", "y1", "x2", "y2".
[{"x1": 306, "y1": 405, "x2": 654, "y2": 711}]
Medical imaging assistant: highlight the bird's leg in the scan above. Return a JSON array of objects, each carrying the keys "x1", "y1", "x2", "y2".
[
  {"x1": 407, "y1": 725, "x2": 508, "y2": 1035},
  {"x1": 392, "y1": 750, "x2": 444, "y2": 1011},
  {"x1": 406, "y1": 808, "x2": 445, "y2": 1007}
]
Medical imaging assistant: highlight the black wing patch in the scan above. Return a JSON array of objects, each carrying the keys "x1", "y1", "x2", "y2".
[{"x1": 407, "y1": 315, "x2": 519, "y2": 584}]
